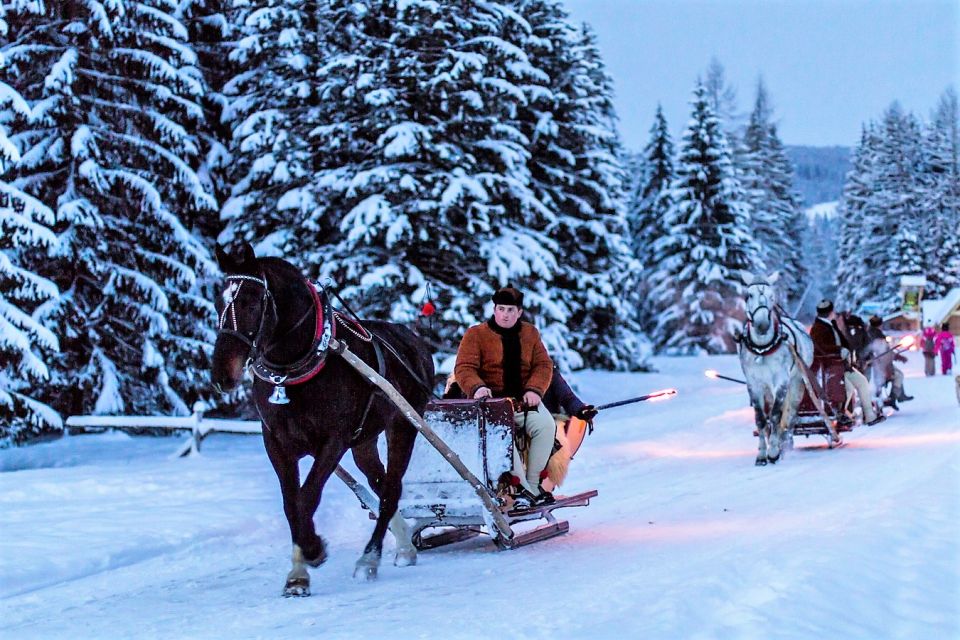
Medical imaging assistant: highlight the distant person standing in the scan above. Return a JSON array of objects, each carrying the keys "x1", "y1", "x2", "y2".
[
  {"x1": 936, "y1": 323, "x2": 955, "y2": 375},
  {"x1": 921, "y1": 321, "x2": 938, "y2": 376}
]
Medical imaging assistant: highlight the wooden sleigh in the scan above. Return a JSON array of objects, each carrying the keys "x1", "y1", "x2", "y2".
[
  {"x1": 329, "y1": 339, "x2": 597, "y2": 551},
  {"x1": 790, "y1": 354, "x2": 855, "y2": 445},
  {"x1": 396, "y1": 398, "x2": 597, "y2": 550}
]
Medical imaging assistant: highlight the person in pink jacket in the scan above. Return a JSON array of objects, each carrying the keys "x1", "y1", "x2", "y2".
[{"x1": 936, "y1": 323, "x2": 955, "y2": 375}]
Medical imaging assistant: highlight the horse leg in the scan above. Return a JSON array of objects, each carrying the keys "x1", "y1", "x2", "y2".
[
  {"x1": 351, "y1": 438, "x2": 386, "y2": 498},
  {"x1": 352, "y1": 437, "x2": 416, "y2": 566},
  {"x1": 752, "y1": 401, "x2": 768, "y2": 466},
  {"x1": 779, "y1": 379, "x2": 801, "y2": 452},
  {"x1": 355, "y1": 421, "x2": 418, "y2": 580},
  {"x1": 264, "y1": 441, "x2": 311, "y2": 597},
  {"x1": 767, "y1": 386, "x2": 789, "y2": 464},
  {"x1": 296, "y1": 453, "x2": 342, "y2": 567}
]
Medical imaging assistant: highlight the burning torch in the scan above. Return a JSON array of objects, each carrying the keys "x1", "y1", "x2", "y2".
[
  {"x1": 704, "y1": 369, "x2": 747, "y2": 385},
  {"x1": 594, "y1": 388, "x2": 678, "y2": 412}
]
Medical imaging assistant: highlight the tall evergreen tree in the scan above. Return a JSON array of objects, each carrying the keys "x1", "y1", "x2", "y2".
[
  {"x1": 924, "y1": 88, "x2": 960, "y2": 297},
  {"x1": 648, "y1": 81, "x2": 761, "y2": 354},
  {"x1": 1, "y1": 15, "x2": 62, "y2": 443},
  {"x1": 179, "y1": 0, "x2": 233, "y2": 241},
  {"x1": 628, "y1": 104, "x2": 674, "y2": 333},
  {"x1": 864, "y1": 104, "x2": 927, "y2": 311},
  {"x1": 739, "y1": 79, "x2": 807, "y2": 306},
  {"x1": 516, "y1": 11, "x2": 648, "y2": 369},
  {"x1": 4, "y1": 1, "x2": 217, "y2": 418},
  {"x1": 220, "y1": 1, "x2": 324, "y2": 253},
  {"x1": 835, "y1": 125, "x2": 880, "y2": 310}
]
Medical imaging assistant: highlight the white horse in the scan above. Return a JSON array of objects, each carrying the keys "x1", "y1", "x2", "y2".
[{"x1": 737, "y1": 273, "x2": 814, "y2": 465}]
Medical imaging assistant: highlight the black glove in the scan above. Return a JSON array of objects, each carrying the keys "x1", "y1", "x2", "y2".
[{"x1": 575, "y1": 405, "x2": 598, "y2": 422}]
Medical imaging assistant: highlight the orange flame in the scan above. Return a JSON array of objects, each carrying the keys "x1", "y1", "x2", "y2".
[
  {"x1": 897, "y1": 335, "x2": 915, "y2": 349},
  {"x1": 705, "y1": 369, "x2": 719, "y2": 379}
]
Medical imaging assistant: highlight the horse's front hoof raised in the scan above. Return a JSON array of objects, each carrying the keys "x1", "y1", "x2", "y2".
[
  {"x1": 283, "y1": 577, "x2": 310, "y2": 597},
  {"x1": 394, "y1": 548, "x2": 417, "y2": 567}
]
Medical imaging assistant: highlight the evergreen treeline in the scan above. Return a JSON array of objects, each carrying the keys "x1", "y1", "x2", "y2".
[
  {"x1": 4, "y1": 2, "x2": 954, "y2": 446},
  {"x1": 835, "y1": 92, "x2": 960, "y2": 312},
  {"x1": 1, "y1": 0, "x2": 647, "y2": 445}
]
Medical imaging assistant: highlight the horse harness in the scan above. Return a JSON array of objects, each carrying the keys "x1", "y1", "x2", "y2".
[{"x1": 220, "y1": 273, "x2": 388, "y2": 442}]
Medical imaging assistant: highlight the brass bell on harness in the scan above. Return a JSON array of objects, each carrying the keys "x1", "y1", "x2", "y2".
[{"x1": 268, "y1": 385, "x2": 290, "y2": 405}]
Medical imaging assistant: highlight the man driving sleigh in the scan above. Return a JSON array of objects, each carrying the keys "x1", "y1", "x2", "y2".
[{"x1": 454, "y1": 286, "x2": 557, "y2": 509}]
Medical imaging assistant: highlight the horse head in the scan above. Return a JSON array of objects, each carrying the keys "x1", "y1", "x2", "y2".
[
  {"x1": 742, "y1": 271, "x2": 780, "y2": 338},
  {"x1": 211, "y1": 242, "x2": 277, "y2": 393}
]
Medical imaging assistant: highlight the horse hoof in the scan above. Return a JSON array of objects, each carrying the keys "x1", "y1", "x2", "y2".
[
  {"x1": 353, "y1": 563, "x2": 378, "y2": 581},
  {"x1": 755, "y1": 458, "x2": 768, "y2": 466},
  {"x1": 283, "y1": 578, "x2": 310, "y2": 597},
  {"x1": 768, "y1": 455, "x2": 780, "y2": 464},
  {"x1": 394, "y1": 548, "x2": 417, "y2": 567}
]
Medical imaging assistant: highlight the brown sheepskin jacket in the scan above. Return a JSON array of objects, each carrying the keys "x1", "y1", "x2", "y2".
[{"x1": 454, "y1": 320, "x2": 553, "y2": 399}]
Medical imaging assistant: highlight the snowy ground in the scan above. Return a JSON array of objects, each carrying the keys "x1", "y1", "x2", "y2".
[{"x1": 1, "y1": 352, "x2": 957, "y2": 640}]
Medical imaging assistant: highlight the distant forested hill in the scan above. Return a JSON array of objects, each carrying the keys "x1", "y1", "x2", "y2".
[{"x1": 785, "y1": 145, "x2": 851, "y2": 206}]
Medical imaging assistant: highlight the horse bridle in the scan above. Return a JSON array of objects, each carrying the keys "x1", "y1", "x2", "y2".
[
  {"x1": 742, "y1": 282, "x2": 785, "y2": 355},
  {"x1": 218, "y1": 274, "x2": 278, "y2": 359}
]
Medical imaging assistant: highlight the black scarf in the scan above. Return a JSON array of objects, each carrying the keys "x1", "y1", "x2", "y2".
[{"x1": 487, "y1": 318, "x2": 523, "y2": 399}]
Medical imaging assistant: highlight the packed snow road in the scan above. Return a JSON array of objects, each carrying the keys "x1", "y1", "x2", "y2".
[{"x1": 1, "y1": 352, "x2": 957, "y2": 639}]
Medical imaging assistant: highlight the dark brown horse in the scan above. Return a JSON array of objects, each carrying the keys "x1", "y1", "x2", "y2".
[{"x1": 211, "y1": 243, "x2": 433, "y2": 595}]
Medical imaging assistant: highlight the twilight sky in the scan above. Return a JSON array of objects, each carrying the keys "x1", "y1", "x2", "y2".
[{"x1": 563, "y1": 0, "x2": 959, "y2": 149}]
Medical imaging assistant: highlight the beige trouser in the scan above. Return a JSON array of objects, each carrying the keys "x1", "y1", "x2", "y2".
[
  {"x1": 844, "y1": 369, "x2": 877, "y2": 422},
  {"x1": 512, "y1": 402, "x2": 556, "y2": 495}
]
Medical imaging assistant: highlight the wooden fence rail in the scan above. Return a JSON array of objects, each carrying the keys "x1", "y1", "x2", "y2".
[{"x1": 65, "y1": 413, "x2": 262, "y2": 457}]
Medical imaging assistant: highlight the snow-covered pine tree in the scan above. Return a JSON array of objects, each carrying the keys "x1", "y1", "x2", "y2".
[
  {"x1": 924, "y1": 88, "x2": 960, "y2": 297},
  {"x1": 0, "y1": 17, "x2": 63, "y2": 444},
  {"x1": 4, "y1": 1, "x2": 217, "y2": 417},
  {"x1": 178, "y1": 0, "x2": 233, "y2": 241},
  {"x1": 266, "y1": 1, "x2": 556, "y2": 367},
  {"x1": 512, "y1": 6, "x2": 649, "y2": 369},
  {"x1": 863, "y1": 104, "x2": 927, "y2": 312},
  {"x1": 648, "y1": 81, "x2": 762, "y2": 354},
  {"x1": 627, "y1": 104, "x2": 674, "y2": 333},
  {"x1": 835, "y1": 125, "x2": 880, "y2": 311},
  {"x1": 739, "y1": 79, "x2": 807, "y2": 307},
  {"x1": 220, "y1": 1, "x2": 325, "y2": 255}
]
